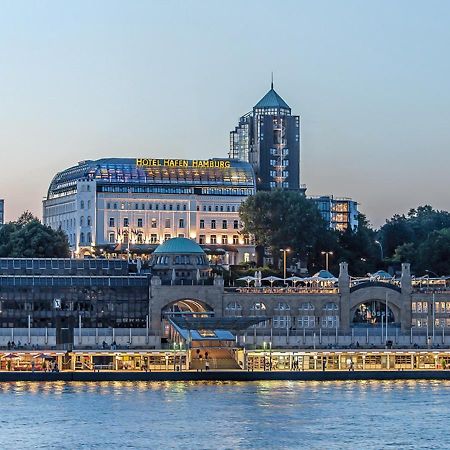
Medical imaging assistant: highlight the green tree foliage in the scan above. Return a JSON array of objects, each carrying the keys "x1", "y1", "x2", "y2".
[
  {"x1": 331, "y1": 214, "x2": 381, "y2": 276},
  {"x1": 0, "y1": 211, "x2": 70, "y2": 258},
  {"x1": 380, "y1": 206, "x2": 450, "y2": 275},
  {"x1": 239, "y1": 190, "x2": 330, "y2": 264},
  {"x1": 415, "y1": 229, "x2": 450, "y2": 276},
  {"x1": 379, "y1": 206, "x2": 450, "y2": 258}
]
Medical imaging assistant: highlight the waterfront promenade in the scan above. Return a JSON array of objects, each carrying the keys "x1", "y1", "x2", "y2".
[{"x1": 0, "y1": 348, "x2": 450, "y2": 381}]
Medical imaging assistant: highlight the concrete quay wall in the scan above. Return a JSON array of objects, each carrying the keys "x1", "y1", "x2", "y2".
[{"x1": 1, "y1": 370, "x2": 450, "y2": 382}]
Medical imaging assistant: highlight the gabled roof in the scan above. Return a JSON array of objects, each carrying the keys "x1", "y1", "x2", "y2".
[{"x1": 254, "y1": 86, "x2": 290, "y2": 110}]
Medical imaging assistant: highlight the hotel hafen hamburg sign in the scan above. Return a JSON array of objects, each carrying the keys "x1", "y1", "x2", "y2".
[{"x1": 136, "y1": 158, "x2": 231, "y2": 169}]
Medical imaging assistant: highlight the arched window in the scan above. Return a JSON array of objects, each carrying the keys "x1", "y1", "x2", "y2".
[
  {"x1": 225, "y1": 301, "x2": 242, "y2": 317},
  {"x1": 250, "y1": 302, "x2": 266, "y2": 315},
  {"x1": 87, "y1": 232, "x2": 92, "y2": 244},
  {"x1": 80, "y1": 200, "x2": 85, "y2": 209},
  {"x1": 299, "y1": 302, "x2": 314, "y2": 311},
  {"x1": 80, "y1": 232, "x2": 85, "y2": 244},
  {"x1": 87, "y1": 216, "x2": 91, "y2": 226},
  {"x1": 275, "y1": 302, "x2": 290, "y2": 311},
  {"x1": 323, "y1": 302, "x2": 338, "y2": 311},
  {"x1": 80, "y1": 216, "x2": 84, "y2": 226}
]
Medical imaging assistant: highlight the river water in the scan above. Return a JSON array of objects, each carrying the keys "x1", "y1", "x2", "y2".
[{"x1": 0, "y1": 380, "x2": 448, "y2": 449}]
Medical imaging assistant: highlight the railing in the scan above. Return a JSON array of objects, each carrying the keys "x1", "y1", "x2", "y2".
[{"x1": 226, "y1": 287, "x2": 339, "y2": 295}]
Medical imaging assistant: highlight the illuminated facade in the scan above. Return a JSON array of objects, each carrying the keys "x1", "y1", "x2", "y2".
[
  {"x1": 310, "y1": 196, "x2": 359, "y2": 231},
  {"x1": 229, "y1": 82, "x2": 301, "y2": 191},
  {"x1": 43, "y1": 158, "x2": 256, "y2": 265},
  {"x1": 1, "y1": 257, "x2": 450, "y2": 350}
]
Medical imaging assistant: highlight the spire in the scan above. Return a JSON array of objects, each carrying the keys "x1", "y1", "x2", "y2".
[{"x1": 271, "y1": 72, "x2": 274, "y2": 90}]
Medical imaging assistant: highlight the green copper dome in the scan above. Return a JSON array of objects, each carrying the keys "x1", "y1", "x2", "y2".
[{"x1": 153, "y1": 237, "x2": 205, "y2": 255}]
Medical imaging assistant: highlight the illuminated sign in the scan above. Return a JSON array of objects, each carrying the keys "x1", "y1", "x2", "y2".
[{"x1": 136, "y1": 158, "x2": 231, "y2": 169}]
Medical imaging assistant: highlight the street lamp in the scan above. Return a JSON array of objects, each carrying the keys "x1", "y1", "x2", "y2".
[
  {"x1": 321, "y1": 251, "x2": 333, "y2": 272},
  {"x1": 280, "y1": 248, "x2": 290, "y2": 279},
  {"x1": 375, "y1": 240, "x2": 383, "y2": 261}
]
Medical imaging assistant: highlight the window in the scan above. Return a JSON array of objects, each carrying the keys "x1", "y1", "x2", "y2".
[
  {"x1": 233, "y1": 220, "x2": 239, "y2": 229},
  {"x1": 179, "y1": 218, "x2": 185, "y2": 228},
  {"x1": 298, "y1": 316, "x2": 315, "y2": 328},
  {"x1": 137, "y1": 218, "x2": 143, "y2": 228},
  {"x1": 225, "y1": 302, "x2": 242, "y2": 317},
  {"x1": 151, "y1": 219, "x2": 157, "y2": 228},
  {"x1": 299, "y1": 302, "x2": 314, "y2": 311},
  {"x1": 150, "y1": 234, "x2": 158, "y2": 243},
  {"x1": 87, "y1": 232, "x2": 92, "y2": 244},
  {"x1": 233, "y1": 235, "x2": 239, "y2": 245},
  {"x1": 80, "y1": 216, "x2": 84, "y2": 226},
  {"x1": 137, "y1": 233, "x2": 143, "y2": 244},
  {"x1": 164, "y1": 233, "x2": 171, "y2": 241},
  {"x1": 109, "y1": 233, "x2": 115, "y2": 243},
  {"x1": 109, "y1": 218, "x2": 115, "y2": 227},
  {"x1": 211, "y1": 220, "x2": 216, "y2": 229},
  {"x1": 322, "y1": 316, "x2": 338, "y2": 328},
  {"x1": 80, "y1": 200, "x2": 85, "y2": 209},
  {"x1": 222, "y1": 220, "x2": 227, "y2": 229},
  {"x1": 199, "y1": 235, "x2": 206, "y2": 244},
  {"x1": 87, "y1": 216, "x2": 91, "y2": 226},
  {"x1": 200, "y1": 219, "x2": 205, "y2": 229},
  {"x1": 123, "y1": 218, "x2": 129, "y2": 227},
  {"x1": 323, "y1": 303, "x2": 338, "y2": 311},
  {"x1": 244, "y1": 235, "x2": 250, "y2": 245},
  {"x1": 273, "y1": 316, "x2": 291, "y2": 329},
  {"x1": 210, "y1": 235, "x2": 217, "y2": 244},
  {"x1": 87, "y1": 200, "x2": 91, "y2": 208},
  {"x1": 80, "y1": 232, "x2": 85, "y2": 244},
  {"x1": 165, "y1": 219, "x2": 171, "y2": 228},
  {"x1": 222, "y1": 235, "x2": 228, "y2": 245}
]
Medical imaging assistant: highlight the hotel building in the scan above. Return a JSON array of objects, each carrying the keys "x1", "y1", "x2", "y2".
[{"x1": 43, "y1": 158, "x2": 256, "y2": 265}]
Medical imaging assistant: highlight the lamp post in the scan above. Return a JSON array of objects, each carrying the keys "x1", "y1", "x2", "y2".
[
  {"x1": 321, "y1": 251, "x2": 333, "y2": 272},
  {"x1": 280, "y1": 248, "x2": 290, "y2": 280},
  {"x1": 375, "y1": 240, "x2": 383, "y2": 261}
]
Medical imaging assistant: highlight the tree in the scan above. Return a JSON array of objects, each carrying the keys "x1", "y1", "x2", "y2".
[
  {"x1": 331, "y1": 214, "x2": 381, "y2": 276},
  {"x1": 415, "y1": 228, "x2": 450, "y2": 276},
  {"x1": 0, "y1": 212, "x2": 70, "y2": 258},
  {"x1": 379, "y1": 205, "x2": 450, "y2": 261},
  {"x1": 239, "y1": 190, "x2": 330, "y2": 266}
]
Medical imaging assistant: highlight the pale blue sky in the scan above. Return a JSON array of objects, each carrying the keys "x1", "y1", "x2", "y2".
[{"x1": 1, "y1": 0, "x2": 449, "y2": 227}]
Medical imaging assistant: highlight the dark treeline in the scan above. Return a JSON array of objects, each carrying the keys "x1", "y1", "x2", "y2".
[{"x1": 239, "y1": 191, "x2": 450, "y2": 277}]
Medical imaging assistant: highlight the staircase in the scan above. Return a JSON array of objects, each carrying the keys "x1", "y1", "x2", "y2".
[{"x1": 190, "y1": 348, "x2": 241, "y2": 370}]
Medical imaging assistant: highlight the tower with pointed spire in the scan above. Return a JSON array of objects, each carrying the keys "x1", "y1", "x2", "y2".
[{"x1": 229, "y1": 79, "x2": 301, "y2": 191}]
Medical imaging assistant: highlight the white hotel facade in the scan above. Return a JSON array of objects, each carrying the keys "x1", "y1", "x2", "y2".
[{"x1": 43, "y1": 158, "x2": 256, "y2": 265}]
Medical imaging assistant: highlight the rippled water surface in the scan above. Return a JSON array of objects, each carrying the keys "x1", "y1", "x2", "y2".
[{"x1": 0, "y1": 380, "x2": 449, "y2": 449}]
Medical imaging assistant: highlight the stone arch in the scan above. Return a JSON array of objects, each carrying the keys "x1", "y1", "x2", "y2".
[
  {"x1": 161, "y1": 298, "x2": 214, "y2": 316},
  {"x1": 349, "y1": 286, "x2": 403, "y2": 326}
]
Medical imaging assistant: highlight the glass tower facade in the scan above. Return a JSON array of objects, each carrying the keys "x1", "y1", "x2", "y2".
[{"x1": 229, "y1": 83, "x2": 301, "y2": 191}]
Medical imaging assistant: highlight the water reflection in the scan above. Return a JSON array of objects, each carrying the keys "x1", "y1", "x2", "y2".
[{"x1": 0, "y1": 381, "x2": 449, "y2": 449}]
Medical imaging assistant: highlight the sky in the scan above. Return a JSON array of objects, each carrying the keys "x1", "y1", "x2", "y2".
[{"x1": 1, "y1": 0, "x2": 449, "y2": 227}]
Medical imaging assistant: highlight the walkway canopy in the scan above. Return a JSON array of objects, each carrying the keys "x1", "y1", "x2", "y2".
[{"x1": 168, "y1": 316, "x2": 267, "y2": 342}]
